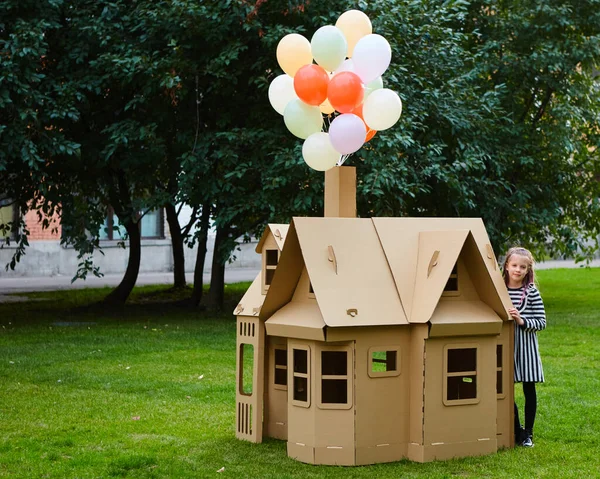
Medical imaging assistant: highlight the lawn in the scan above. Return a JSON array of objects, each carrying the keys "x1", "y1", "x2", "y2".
[{"x1": 0, "y1": 269, "x2": 599, "y2": 478}]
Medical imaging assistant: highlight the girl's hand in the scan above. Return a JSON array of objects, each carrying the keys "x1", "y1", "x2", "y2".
[{"x1": 508, "y1": 308, "x2": 525, "y2": 326}]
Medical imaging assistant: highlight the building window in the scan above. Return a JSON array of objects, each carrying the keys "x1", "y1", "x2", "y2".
[
  {"x1": 99, "y1": 207, "x2": 164, "y2": 240},
  {"x1": 273, "y1": 346, "x2": 288, "y2": 390},
  {"x1": 264, "y1": 249, "x2": 278, "y2": 287},
  {"x1": 0, "y1": 199, "x2": 18, "y2": 241},
  {"x1": 291, "y1": 345, "x2": 310, "y2": 408},
  {"x1": 443, "y1": 345, "x2": 479, "y2": 406},
  {"x1": 318, "y1": 346, "x2": 352, "y2": 409},
  {"x1": 368, "y1": 346, "x2": 401, "y2": 378},
  {"x1": 442, "y1": 262, "x2": 459, "y2": 296},
  {"x1": 496, "y1": 344, "x2": 504, "y2": 397}
]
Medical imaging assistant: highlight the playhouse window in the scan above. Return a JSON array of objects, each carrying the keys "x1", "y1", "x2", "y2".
[
  {"x1": 442, "y1": 263, "x2": 459, "y2": 296},
  {"x1": 292, "y1": 346, "x2": 310, "y2": 407},
  {"x1": 368, "y1": 346, "x2": 401, "y2": 378},
  {"x1": 274, "y1": 347, "x2": 288, "y2": 390},
  {"x1": 443, "y1": 345, "x2": 479, "y2": 406},
  {"x1": 496, "y1": 344, "x2": 504, "y2": 397},
  {"x1": 264, "y1": 249, "x2": 279, "y2": 288},
  {"x1": 239, "y1": 343, "x2": 254, "y2": 397},
  {"x1": 318, "y1": 346, "x2": 352, "y2": 409}
]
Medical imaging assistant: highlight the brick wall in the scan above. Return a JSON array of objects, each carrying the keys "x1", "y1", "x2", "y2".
[{"x1": 25, "y1": 208, "x2": 62, "y2": 240}]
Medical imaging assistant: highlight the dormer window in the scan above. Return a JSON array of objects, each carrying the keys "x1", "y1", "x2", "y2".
[
  {"x1": 264, "y1": 249, "x2": 279, "y2": 289},
  {"x1": 308, "y1": 281, "x2": 315, "y2": 299},
  {"x1": 442, "y1": 262, "x2": 459, "y2": 296}
]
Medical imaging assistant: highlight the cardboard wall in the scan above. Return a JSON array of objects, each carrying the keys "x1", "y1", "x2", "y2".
[
  {"x1": 353, "y1": 326, "x2": 411, "y2": 465},
  {"x1": 265, "y1": 336, "x2": 288, "y2": 440},
  {"x1": 496, "y1": 321, "x2": 515, "y2": 449},
  {"x1": 419, "y1": 334, "x2": 498, "y2": 461}
]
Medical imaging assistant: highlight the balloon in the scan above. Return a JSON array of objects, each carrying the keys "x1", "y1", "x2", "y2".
[
  {"x1": 293, "y1": 64, "x2": 329, "y2": 106},
  {"x1": 364, "y1": 76, "x2": 384, "y2": 99},
  {"x1": 328, "y1": 113, "x2": 366, "y2": 154},
  {"x1": 302, "y1": 132, "x2": 341, "y2": 171},
  {"x1": 320, "y1": 98, "x2": 335, "y2": 115},
  {"x1": 283, "y1": 99, "x2": 323, "y2": 139},
  {"x1": 268, "y1": 74, "x2": 298, "y2": 115},
  {"x1": 276, "y1": 33, "x2": 313, "y2": 77},
  {"x1": 333, "y1": 58, "x2": 355, "y2": 76},
  {"x1": 353, "y1": 34, "x2": 392, "y2": 83},
  {"x1": 327, "y1": 71, "x2": 364, "y2": 114},
  {"x1": 363, "y1": 89, "x2": 402, "y2": 131},
  {"x1": 350, "y1": 103, "x2": 376, "y2": 141},
  {"x1": 335, "y1": 10, "x2": 372, "y2": 57},
  {"x1": 366, "y1": 129, "x2": 377, "y2": 142},
  {"x1": 311, "y1": 26, "x2": 347, "y2": 72}
]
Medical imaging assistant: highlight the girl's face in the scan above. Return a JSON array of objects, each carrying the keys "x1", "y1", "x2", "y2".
[{"x1": 506, "y1": 254, "x2": 530, "y2": 286}]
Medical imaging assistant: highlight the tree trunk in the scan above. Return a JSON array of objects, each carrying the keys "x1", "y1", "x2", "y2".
[
  {"x1": 165, "y1": 202, "x2": 186, "y2": 289},
  {"x1": 207, "y1": 224, "x2": 227, "y2": 311},
  {"x1": 191, "y1": 203, "x2": 211, "y2": 306},
  {"x1": 104, "y1": 219, "x2": 141, "y2": 305}
]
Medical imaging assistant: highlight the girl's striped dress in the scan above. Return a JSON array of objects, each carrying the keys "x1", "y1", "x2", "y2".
[{"x1": 508, "y1": 284, "x2": 546, "y2": 383}]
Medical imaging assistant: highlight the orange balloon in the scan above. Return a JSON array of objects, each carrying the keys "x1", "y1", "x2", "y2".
[
  {"x1": 327, "y1": 71, "x2": 364, "y2": 113},
  {"x1": 366, "y1": 129, "x2": 377, "y2": 141},
  {"x1": 293, "y1": 64, "x2": 329, "y2": 106}
]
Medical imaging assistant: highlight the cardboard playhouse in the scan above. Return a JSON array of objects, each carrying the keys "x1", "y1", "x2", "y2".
[{"x1": 234, "y1": 167, "x2": 515, "y2": 466}]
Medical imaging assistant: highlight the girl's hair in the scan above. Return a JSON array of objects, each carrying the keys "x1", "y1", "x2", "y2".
[{"x1": 502, "y1": 246, "x2": 536, "y2": 288}]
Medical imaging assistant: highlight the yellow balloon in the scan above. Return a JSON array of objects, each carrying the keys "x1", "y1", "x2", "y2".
[
  {"x1": 320, "y1": 98, "x2": 335, "y2": 115},
  {"x1": 276, "y1": 33, "x2": 313, "y2": 77},
  {"x1": 335, "y1": 10, "x2": 372, "y2": 58}
]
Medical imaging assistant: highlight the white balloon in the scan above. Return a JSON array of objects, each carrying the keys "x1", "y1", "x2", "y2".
[
  {"x1": 329, "y1": 114, "x2": 366, "y2": 154},
  {"x1": 334, "y1": 59, "x2": 355, "y2": 76},
  {"x1": 283, "y1": 99, "x2": 323, "y2": 139},
  {"x1": 268, "y1": 74, "x2": 298, "y2": 115},
  {"x1": 353, "y1": 34, "x2": 392, "y2": 83},
  {"x1": 302, "y1": 132, "x2": 341, "y2": 171},
  {"x1": 363, "y1": 89, "x2": 402, "y2": 131}
]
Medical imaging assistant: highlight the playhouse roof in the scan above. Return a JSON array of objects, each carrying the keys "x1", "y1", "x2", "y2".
[
  {"x1": 255, "y1": 224, "x2": 289, "y2": 253},
  {"x1": 259, "y1": 217, "x2": 512, "y2": 329}
]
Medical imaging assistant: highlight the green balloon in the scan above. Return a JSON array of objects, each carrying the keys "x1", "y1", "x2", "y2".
[{"x1": 283, "y1": 100, "x2": 323, "y2": 139}]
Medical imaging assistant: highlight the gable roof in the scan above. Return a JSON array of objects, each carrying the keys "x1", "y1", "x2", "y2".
[
  {"x1": 255, "y1": 224, "x2": 289, "y2": 253},
  {"x1": 234, "y1": 223, "x2": 289, "y2": 318},
  {"x1": 260, "y1": 217, "x2": 512, "y2": 328}
]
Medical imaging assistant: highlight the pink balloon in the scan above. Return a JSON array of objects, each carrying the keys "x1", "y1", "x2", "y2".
[{"x1": 328, "y1": 114, "x2": 366, "y2": 154}]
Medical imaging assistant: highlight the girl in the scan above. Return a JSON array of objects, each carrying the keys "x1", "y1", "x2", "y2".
[{"x1": 503, "y1": 247, "x2": 546, "y2": 448}]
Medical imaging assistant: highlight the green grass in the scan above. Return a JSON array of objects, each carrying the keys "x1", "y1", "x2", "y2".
[{"x1": 0, "y1": 270, "x2": 599, "y2": 478}]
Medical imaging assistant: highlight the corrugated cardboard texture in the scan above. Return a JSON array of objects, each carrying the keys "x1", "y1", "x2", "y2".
[
  {"x1": 409, "y1": 324, "x2": 428, "y2": 446},
  {"x1": 429, "y1": 301, "x2": 502, "y2": 337},
  {"x1": 411, "y1": 230, "x2": 469, "y2": 323},
  {"x1": 324, "y1": 166, "x2": 356, "y2": 218},
  {"x1": 294, "y1": 217, "x2": 408, "y2": 327}
]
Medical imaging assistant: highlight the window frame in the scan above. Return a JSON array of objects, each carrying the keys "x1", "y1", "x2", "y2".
[
  {"x1": 290, "y1": 344, "x2": 311, "y2": 408},
  {"x1": 99, "y1": 206, "x2": 165, "y2": 241},
  {"x1": 368, "y1": 346, "x2": 401, "y2": 378},
  {"x1": 263, "y1": 248, "x2": 279, "y2": 292},
  {"x1": 272, "y1": 344, "x2": 288, "y2": 391},
  {"x1": 442, "y1": 262, "x2": 460, "y2": 297},
  {"x1": 317, "y1": 344, "x2": 353, "y2": 410},
  {"x1": 442, "y1": 344, "x2": 480, "y2": 406},
  {"x1": 0, "y1": 198, "x2": 19, "y2": 241},
  {"x1": 496, "y1": 343, "x2": 505, "y2": 399}
]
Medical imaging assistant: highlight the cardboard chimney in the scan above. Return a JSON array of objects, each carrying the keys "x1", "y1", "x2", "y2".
[{"x1": 234, "y1": 166, "x2": 515, "y2": 465}]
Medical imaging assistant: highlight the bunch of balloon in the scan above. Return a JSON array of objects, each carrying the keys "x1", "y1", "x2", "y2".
[{"x1": 268, "y1": 10, "x2": 403, "y2": 172}]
